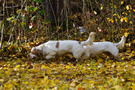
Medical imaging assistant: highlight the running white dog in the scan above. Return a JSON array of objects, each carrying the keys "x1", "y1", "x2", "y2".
[
  {"x1": 29, "y1": 32, "x2": 96, "y2": 60},
  {"x1": 82, "y1": 35, "x2": 126, "y2": 61}
]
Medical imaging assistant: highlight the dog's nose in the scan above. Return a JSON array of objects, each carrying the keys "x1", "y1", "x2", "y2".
[{"x1": 29, "y1": 53, "x2": 37, "y2": 59}]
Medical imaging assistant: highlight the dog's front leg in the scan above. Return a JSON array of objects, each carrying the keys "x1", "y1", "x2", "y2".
[
  {"x1": 81, "y1": 52, "x2": 90, "y2": 60},
  {"x1": 76, "y1": 58, "x2": 80, "y2": 62},
  {"x1": 46, "y1": 55, "x2": 55, "y2": 59},
  {"x1": 76, "y1": 57, "x2": 84, "y2": 62},
  {"x1": 46, "y1": 52, "x2": 57, "y2": 59},
  {"x1": 75, "y1": 53, "x2": 87, "y2": 62}
]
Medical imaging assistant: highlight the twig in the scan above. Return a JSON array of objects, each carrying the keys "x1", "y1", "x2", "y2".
[
  {"x1": 0, "y1": 24, "x2": 4, "y2": 48},
  {"x1": 94, "y1": 0, "x2": 111, "y2": 30},
  {"x1": 6, "y1": 0, "x2": 26, "y2": 46},
  {"x1": 48, "y1": 0, "x2": 58, "y2": 26}
]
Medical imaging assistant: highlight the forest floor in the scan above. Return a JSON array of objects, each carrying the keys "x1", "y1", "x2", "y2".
[{"x1": 0, "y1": 42, "x2": 135, "y2": 89}]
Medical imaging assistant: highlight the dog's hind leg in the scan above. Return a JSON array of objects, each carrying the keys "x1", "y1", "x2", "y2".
[
  {"x1": 108, "y1": 48, "x2": 121, "y2": 61},
  {"x1": 116, "y1": 56, "x2": 121, "y2": 62},
  {"x1": 76, "y1": 57, "x2": 83, "y2": 62},
  {"x1": 111, "y1": 53, "x2": 121, "y2": 62}
]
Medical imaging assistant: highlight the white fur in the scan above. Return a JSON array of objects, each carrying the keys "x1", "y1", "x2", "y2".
[
  {"x1": 29, "y1": 53, "x2": 36, "y2": 59},
  {"x1": 82, "y1": 36, "x2": 126, "y2": 61},
  {"x1": 29, "y1": 32, "x2": 96, "y2": 60},
  {"x1": 30, "y1": 41, "x2": 84, "y2": 60}
]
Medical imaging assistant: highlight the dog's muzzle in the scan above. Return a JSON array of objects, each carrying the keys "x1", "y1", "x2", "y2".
[{"x1": 29, "y1": 53, "x2": 37, "y2": 59}]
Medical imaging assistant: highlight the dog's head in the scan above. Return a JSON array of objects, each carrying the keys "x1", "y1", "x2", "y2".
[
  {"x1": 86, "y1": 32, "x2": 96, "y2": 45},
  {"x1": 29, "y1": 53, "x2": 37, "y2": 59},
  {"x1": 29, "y1": 47, "x2": 43, "y2": 59},
  {"x1": 89, "y1": 32, "x2": 96, "y2": 41}
]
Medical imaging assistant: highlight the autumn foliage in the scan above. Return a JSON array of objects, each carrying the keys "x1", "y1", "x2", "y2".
[{"x1": 0, "y1": 0, "x2": 135, "y2": 89}]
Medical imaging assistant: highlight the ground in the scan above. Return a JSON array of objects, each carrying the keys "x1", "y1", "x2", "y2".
[{"x1": 0, "y1": 45, "x2": 135, "y2": 89}]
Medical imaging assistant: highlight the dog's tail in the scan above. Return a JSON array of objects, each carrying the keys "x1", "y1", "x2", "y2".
[
  {"x1": 114, "y1": 36, "x2": 126, "y2": 49},
  {"x1": 81, "y1": 32, "x2": 96, "y2": 46}
]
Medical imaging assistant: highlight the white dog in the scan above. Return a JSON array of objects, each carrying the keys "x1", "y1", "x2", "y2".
[
  {"x1": 29, "y1": 32, "x2": 96, "y2": 60},
  {"x1": 82, "y1": 35, "x2": 126, "y2": 61}
]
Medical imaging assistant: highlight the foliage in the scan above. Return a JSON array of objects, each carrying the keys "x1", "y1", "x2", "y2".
[{"x1": 0, "y1": 0, "x2": 135, "y2": 89}]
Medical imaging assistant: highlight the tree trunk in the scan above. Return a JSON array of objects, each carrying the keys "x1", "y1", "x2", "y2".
[
  {"x1": 82, "y1": 0, "x2": 86, "y2": 14},
  {"x1": 0, "y1": 0, "x2": 5, "y2": 48}
]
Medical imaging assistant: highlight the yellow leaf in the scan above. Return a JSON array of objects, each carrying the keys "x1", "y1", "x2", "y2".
[
  {"x1": 133, "y1": 39, "x2": 135, "y2": 43},
  {"x1": 132, "y1": 50, "x2": 135, "y2": 54},
  {"x1": 8, "y1": 45, "x2": 13, "y2": 50},
  {"x1": 122, "y1": 57, "x2": 125, "y2": 60},
  {"x1": 117, "y1": 15, "x2": 120, "y2": 19},
  {"x1": 4, "y1": 83, "x2": 13, "y2": 89},
  {"x1": 113, "y1": 13, "x2": 117, "y2": 16},
  {"x1": 7, "y1": 17, "x2": 12, "y2": 21},
  {"x1": 57, "y1": 26, "x2": 61, "y2": 30},
  {"x1": 44, "y1": 76, "x2": 49, "y2": 87},
  {"x1": 121, "y1": 1, "x2": 124, "y2": 5},
  {"x1": 126, "y1": 5, "x2": 130, "y2": 10},
  {"x1": 24, "y1": 81, "x2": 29, "y2": 85},
  {"x1": 130, "y1": 21, "x2": 132, "y2": 24},
  {"x1": 111, "y1": 19, "x2": 114, "y2": 23},
  {"x1": 126, "y1": 49, "x2": 131, "y2": 53},
  {"x1": 109, "y1": 79, "x2": 113, "y2": 82},
  {"x1": 0, "y1": 79, "x2": 4, "y2": 82},
  {"x1": 15, "y1": 65, "x2": 20, "y2": 68},
  {"x1": 41, "y1": 65, "x2": 49, "y2": 69},
  {"x1": 0, "y1": 21, "x2": 3, "y2": 24},
  {"x1": 73, "y1": 14, "x2": 77, "y2": 18},
  {"x1": 70, "y1": 81, "x2": 76, "y2": 87},
  {"x1": 124, "y1": 32, "x2": 129, "y2": 37},
  {"x1": 94, "y1": 11, "x2": 97, "y2": 15},
  {"x1": 107, "y1": 18, "x2": 110, "y2": 21},
  {"x1": 114, "y1": 5, "x2": 117, "y2": 8},
  {"x1": 90, "y1": 21, "x2": 94, "y2": 24},
  {"x1": 126, "y1": 5, "x2": 131, "y2": 10},
  {"x1": 104, "y1": 84, "x2": 108, "y2": 88},
  {"x1": 98, "y1": 58, "x2": 103, "y2": 62},
  {"x1": 66, "y1": 65, "x2": 70, "y2": 69},
  {"x1": 26, "y1": 43, "x2": 30, "y2": 46},
  {"x1": 120, "y1": 18, "x2": 124, "y2": 22},
  {"x1": 101, "y1": 6, "x2": 103, "y2": 10},
  {"x1": 121, "y1": 28, "x2": 124, "y2": 31},
  {"x1": 124, "y1": 17, "x2": 128, "y2": 22},
  {"x1": 131, "y1": 84, "x2": 135, "y2": 89},
  {"x1": 122, "y1": 12, "x2": 128, "y2": 15},
  {"x1": 115, "y1": 18, "x2": 118, "y2": 22},
  {"x1": 133, "y1": 9, "x2": 135, "y2": 12},
  {"x1": 80, "y1": 38, "x2": 82, "y2": 41},
  {"x1": 12, "y1": 80, "x2": 18, "y2": 86}
]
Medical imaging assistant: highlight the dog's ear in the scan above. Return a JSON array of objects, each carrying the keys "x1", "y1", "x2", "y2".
[
  {"x1": 31, "y1": 47, "x2": 43, "y2": 57},
  {"x1": 31, "y1": 47, "x2": 37, "y2": 54},
  {"x1": 36, "y1": 49, "x2": 43, "y2": 57},
  {"x1": 89, "y1": 32, "x2": 96, "y2": 38},
  {"x1": 89, "y1": 32, "x2": 96, "y2": 41}
]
